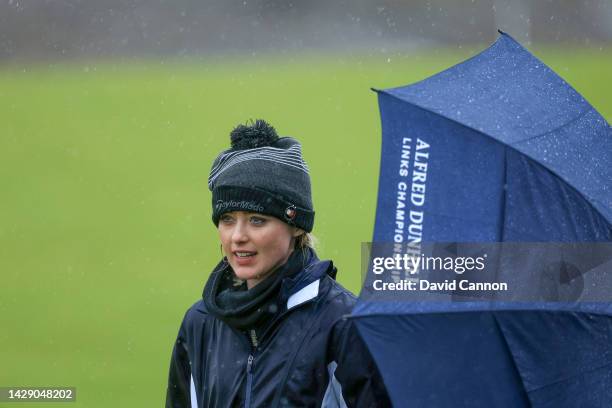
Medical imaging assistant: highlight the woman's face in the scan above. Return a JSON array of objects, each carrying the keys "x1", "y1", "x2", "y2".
[{"x1": 218, "y1": 211, "x2": 300, "y2": 289}]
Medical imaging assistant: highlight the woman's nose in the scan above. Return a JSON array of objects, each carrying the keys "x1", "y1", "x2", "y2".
[{"x1": 231, "y1": 221, "x2": 248, "y2": 243}]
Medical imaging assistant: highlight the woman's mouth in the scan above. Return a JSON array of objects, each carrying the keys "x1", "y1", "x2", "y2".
[
  {"x1": 234, "y1": 251, "x2": 256, "y2": 258},
  {"x1": 233, "y1": 251, "x2": 257, "y2": 265}
]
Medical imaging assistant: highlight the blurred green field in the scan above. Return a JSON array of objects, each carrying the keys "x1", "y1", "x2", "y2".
[{"x1": 1, "y1": 47, "x2": 610, "y2": 407}]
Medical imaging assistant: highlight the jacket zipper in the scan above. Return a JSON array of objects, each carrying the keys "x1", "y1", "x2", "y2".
[
  {"x1": 245, "y1": 354, "x2": 254, "y2": 408},
  {"x1": 245, "y1": 329, "x2": 258, "y2": 408},
  {"x1": 246, "y1": 282, "x2": 324, "y2": 406}
]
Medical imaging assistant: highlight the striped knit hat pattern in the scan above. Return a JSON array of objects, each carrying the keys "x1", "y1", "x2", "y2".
[{"x1": 208, "y1": 120, "x2": 315, "y2": 232}]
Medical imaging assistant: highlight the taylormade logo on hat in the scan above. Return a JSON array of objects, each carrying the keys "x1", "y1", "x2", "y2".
[{"x1": 215, "y1": 199, "x2": 264, "y2": 213}]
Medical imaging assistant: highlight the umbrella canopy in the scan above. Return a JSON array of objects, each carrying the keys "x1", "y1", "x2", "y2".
[
  {"x1": 371, "y1": 31, "x2": 611, "y2": 244},
  {"x1": 354, "y1": 32, "x2": 612, "y2": 407}
]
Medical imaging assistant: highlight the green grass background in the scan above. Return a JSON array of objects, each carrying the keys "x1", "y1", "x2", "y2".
[{"x1": 1, "y1": 47, "x2": 610, "y2": 407}]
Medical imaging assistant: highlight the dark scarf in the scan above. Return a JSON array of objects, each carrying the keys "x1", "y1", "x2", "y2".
[{"x1": 203, "y1": 247, "x2": 316, "y2": 331}]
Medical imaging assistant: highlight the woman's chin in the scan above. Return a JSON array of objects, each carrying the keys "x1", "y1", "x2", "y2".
[{"x1": 232, "y1": 266, "x2": 259, "y2": 282}]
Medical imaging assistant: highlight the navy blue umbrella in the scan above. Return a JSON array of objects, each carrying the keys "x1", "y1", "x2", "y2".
[{"x1": 353, "y1": 32, "x2": 612, "y2": 407}]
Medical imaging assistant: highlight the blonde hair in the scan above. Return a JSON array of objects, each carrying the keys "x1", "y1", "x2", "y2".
[{"x1": 295, "y1": 232, "x2": 317, "y2": 250}]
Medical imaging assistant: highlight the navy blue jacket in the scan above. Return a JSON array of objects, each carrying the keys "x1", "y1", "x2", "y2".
[{"x1": 166, "y1": 259, "x2": 390, "y2": 407}]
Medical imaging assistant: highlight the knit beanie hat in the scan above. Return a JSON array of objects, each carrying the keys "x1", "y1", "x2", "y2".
[{"x1": 207, "y1": 120, "x2": 314, "y2": 232}]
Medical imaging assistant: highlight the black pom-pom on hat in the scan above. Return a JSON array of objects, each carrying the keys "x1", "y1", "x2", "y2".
[{"x1": 230, "y1": 119, "x2": 279, "y2": 150}]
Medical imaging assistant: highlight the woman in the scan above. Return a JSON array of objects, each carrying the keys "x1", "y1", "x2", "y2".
[{"x1": 166, "y1": 120, "x2": 389, "y2": 407}]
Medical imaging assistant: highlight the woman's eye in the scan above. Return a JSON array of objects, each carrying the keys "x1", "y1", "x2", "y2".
[
  {"x1": 220, "y1": 215, "x2": 234, "y2": 223},
  {"x1": 250, "y1": 216, "x2": 266, "y2": 225}
]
